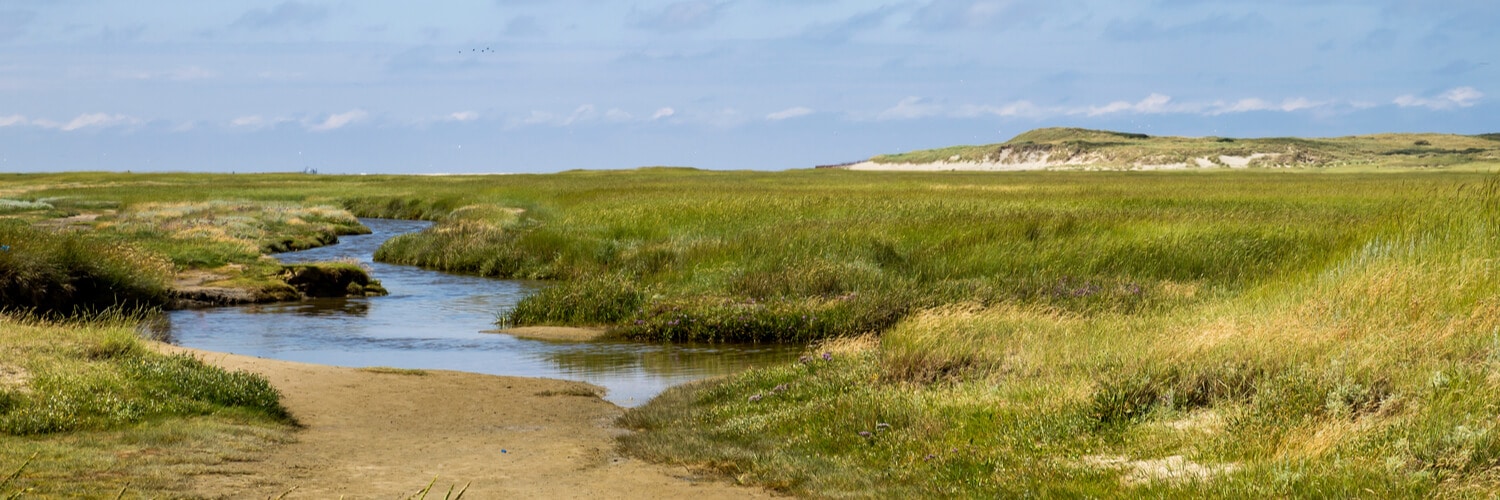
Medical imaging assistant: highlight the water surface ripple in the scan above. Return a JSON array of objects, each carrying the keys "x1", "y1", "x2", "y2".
[{"x1": 167, "y1": 218, "x2": 802, "y2": 406}]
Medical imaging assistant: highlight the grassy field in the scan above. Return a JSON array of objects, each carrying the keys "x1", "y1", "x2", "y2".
[{"x1": 2, "y1": 153, "x2": 1499, "y2": 495}]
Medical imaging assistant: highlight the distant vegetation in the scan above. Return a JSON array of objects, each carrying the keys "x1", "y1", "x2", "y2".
[{"x1": 866, "y1": 127, "x2": 1500, "y2": 169}]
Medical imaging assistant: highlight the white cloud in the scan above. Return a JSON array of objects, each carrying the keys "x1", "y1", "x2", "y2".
[
  {"x1": 867, "y1": 93, "x2": 1350, "y2": 122},
  {"x1": 604, "y1": 108, "x2": 634, "y2": 122},
  {"x1": 307, "y1": 109, "x2": 368, "y2": 131},
  {"x1": 766, "y1": 107, "x2": 813, "y2": 121},
  {"x1": 231, "y1": 115, "x2": 268, "y2": 127},
  {"x1": 877, "y1": 97, "x2": 943, "y2": 120},
  {"x1": 1394, "y1": 86, "x2": 1483, "y2": 110},
  {"x1": 448, "y1": 111, "x2": 479, "y2": 122},
  {"x1": 230, "y1": 115, "x2": 296, "y2": 130},
  {"x1": 512, "y1": 105, "x2": 600, "y2": 128},
  {"x1": 48, "y1": 113, "x2": 140, "y2": 131},
  {"x1": 955, "y1": 101, "x2": 1043, "y2": 118},
  {"x1": 650, "y1": 107, "x2": 676, "y2": 120},
  {"x1": 0, "y1": 115, "x2": 25, "y2": 127},
  {"x1": 565, "y1": 105, "x2": 596, "y2": 125},
  {"x1": 1084, "y1": 93, "x2": 1184, "y2": 116},
  {"x1": 1208, "y1": 97, "x2": 1325, "y2": 115}
]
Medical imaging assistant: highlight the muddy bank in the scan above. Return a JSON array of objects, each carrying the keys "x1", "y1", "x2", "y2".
[
  {"x1": 156, "y1": 344, "x2": 775, "y2": 499},
  {"x1": 169, "y1": 263, "x2": 387, "y2": 309}
]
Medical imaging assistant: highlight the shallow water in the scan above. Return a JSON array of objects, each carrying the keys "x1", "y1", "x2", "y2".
[{"x1": 166, "y1": 218, "x2": 803, "y2": 406}]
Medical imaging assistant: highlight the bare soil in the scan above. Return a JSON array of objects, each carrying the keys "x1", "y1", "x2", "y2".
[{"x1": 155, "y1": 344, "x2": 775, "y2": 499}]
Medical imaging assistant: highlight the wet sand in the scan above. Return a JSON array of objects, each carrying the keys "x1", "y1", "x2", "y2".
[{"x1": 155, "y1": 343, "x2": 775, "y2": 499}]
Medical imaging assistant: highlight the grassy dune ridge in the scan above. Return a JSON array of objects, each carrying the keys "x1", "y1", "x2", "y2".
[{"x1": 868, "y1": 128, "x2": 1500, "y2": 169}]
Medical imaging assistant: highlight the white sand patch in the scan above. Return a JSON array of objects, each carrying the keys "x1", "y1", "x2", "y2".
[
  {"x1": 1218, "y1": 153, "x2": 1271, "y2": 168},
  {"x1": 1085, "y1": 454, "x2": 1239, "y2": 486},
  {"x1": 846, "y1": 149, "x2": 1292, "y2": 172}
]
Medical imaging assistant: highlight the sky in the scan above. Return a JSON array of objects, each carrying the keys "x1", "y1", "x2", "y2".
[{"x1": 0, "y1": 0, "x2": 1495, "y2": 173}]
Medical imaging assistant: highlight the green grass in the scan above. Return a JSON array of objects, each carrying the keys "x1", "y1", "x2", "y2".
[
  {"x1": 4, "y1": 153, "x2": 1500, "y2": 496},
  {"x1": 869, "y1": 127, "x2": 1500, "y2": 169},
  {"x1": 95, "y1": 200, "x2": 369, "y2": 269},
  {"x1": 617, "y1": 175, "x2": 1500, "y2": 497},
  {"x1": 0, "y1": 220, "x2": 171, "y2": 315},
  {"x1": 0, "y1": 313, "x2": 293, "y2": 496}
]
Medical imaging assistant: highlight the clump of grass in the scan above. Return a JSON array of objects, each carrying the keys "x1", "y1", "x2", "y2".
[
  {"x1": 280, "y1": 262, "x2": 388, "y2": 298},
  {"x1": 501, "y1": 273, "x2": 643, "y2": 327},
  {"x1": 0, "y1": 314, "x2": 291, "y2": 435},
  {"x1": 0, "y1": 220, "x2": 171, "y2": 315}
]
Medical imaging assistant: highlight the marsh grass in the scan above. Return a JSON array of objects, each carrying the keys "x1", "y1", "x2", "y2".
[
  {"x1": 359, "y1": 170, "x2": 1389, "y2": 343},
  {"x1": 0, "y1": 220, "x2": 170, "y2": 314},
  {"x1": 96, "y1": 200, "x2": 368, "y2": 270},
  {"x1": 6, "y1": 165, "x2": 1500, "y2": 496},
  {"x1": 0, "y1": 313, "x2": 293, "y2": 496},
  {"x1": 619, "y1": 177, "x2": 1500, "y2": 497}
]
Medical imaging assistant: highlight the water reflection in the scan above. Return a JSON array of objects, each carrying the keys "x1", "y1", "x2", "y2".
[{"x1": 166, "y1": 218, "x2": 804, "y2": 406}]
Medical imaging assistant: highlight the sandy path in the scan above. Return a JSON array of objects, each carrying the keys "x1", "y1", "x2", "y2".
[{"x1": 157, "y1": 344, "x2": 775, "y2": 499}]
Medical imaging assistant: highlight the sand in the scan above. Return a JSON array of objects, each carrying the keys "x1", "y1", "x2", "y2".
[
  {"x1": 483, "y1": 326, "x2": 612, "y2": 342},
  {"x1": 155, "y1": 344, "x2": 775, "y2": 499}
]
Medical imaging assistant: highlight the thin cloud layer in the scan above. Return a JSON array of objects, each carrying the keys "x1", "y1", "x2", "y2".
[
  {"x1": 1394, "y1": 87, "x2": 1484, "y2": 110},
  {"x1": 231, "y1": 1, "x2": 330, "y2": 30},
  {"x1": 630, "y1": 1, "x2": 727, "y2": 32}
]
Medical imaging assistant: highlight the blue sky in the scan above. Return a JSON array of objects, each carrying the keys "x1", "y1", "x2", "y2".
[{"x1": 0, "y1": 0, "x2": 1495, "y2": 173}]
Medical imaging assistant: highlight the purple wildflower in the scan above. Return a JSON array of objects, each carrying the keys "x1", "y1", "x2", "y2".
[
  {"x1": 798, "y1": 356, "x2": 812, "y2": 364},
  {"x1": 821, "y1": 352, "x2": 832, "y2": 362},
  {"x1": 748, "y1": 394, "x2": 763, "y2": 402},
  {"x1": 858, "y1": 431, "x2": 871, "y2": 438},
  {"x1": 875, "y1": 422, "x2": 891, "y2": 431}
]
